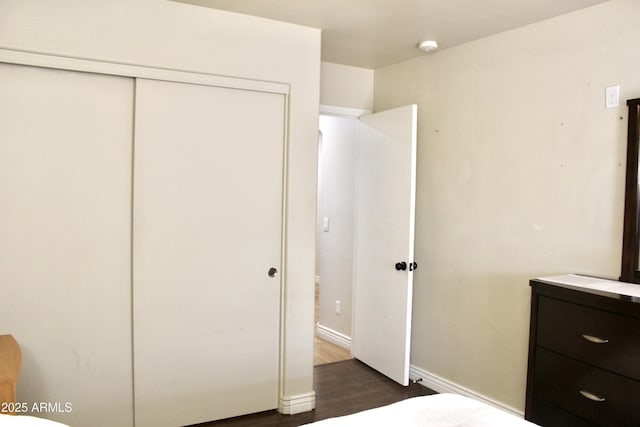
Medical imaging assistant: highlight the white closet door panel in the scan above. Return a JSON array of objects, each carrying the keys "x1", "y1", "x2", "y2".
[
  {"x1": 133, "y1": 79, "x2": 284, "y2": 427},
  {"x1": 0, "y1": 63, "x2": 134, "y2": 426}
]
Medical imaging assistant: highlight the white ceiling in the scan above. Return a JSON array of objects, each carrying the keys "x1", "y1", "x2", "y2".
[{"x1": 172, "y1": 0, "x2": 610, "y2": 69}]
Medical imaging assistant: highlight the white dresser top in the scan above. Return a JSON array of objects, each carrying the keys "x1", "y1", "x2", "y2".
[{"x1": 536, "y1": 274, "x2": 640, "y2": 299}]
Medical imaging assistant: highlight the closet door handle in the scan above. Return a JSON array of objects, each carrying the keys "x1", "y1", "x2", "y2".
[
  {"x1": 268, "y1": 267, "x2": 278, "y2": 278},
  {"x1": 579, "y1": 390, "x2": 606, "y2": 402},
  {"x1": 582, "y1": 334, "x2": 609, "y2": 344}
]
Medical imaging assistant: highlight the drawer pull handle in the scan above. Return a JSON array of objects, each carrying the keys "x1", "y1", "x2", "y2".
[
  {"x1": 579, "y1": 390, "x2": 606, "y2": 402},
  {"x1": 581, "y1": 334, "x2": 609, "y2": 344}
]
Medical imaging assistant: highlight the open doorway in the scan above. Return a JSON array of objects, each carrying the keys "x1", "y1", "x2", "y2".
[
  {"x1": 314, "y1": 104, "x2": 418, "y2": 385},
  {"x1": 314, "y1": 113, "x2": 359, "y2": 366}
]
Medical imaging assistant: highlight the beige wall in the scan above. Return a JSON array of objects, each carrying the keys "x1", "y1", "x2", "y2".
[
  {"x1": 375, "y1": 0, "x2": 640, "y2": 412},
  {"x1": 321, "y1": 62, "x2": 374, "y2": 111},
  {"x1": 0, "y1": 0, "x2": 320, "y2": 411}
]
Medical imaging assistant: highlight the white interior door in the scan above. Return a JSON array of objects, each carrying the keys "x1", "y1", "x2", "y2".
[
  {"x1": 353, "y1": 104, "x2": 417, "y2": 386},
  {"x1": 0, "y1": 63, "x2": 134, "y2": 426},
  {"x1": 133, "y1": 79, "x2": 284, "y2": 427}
]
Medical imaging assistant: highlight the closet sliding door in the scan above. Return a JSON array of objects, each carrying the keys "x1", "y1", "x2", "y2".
[
  {"x1": 133, "y1": 79, "x2": 285, "y2": 427},
  {"x1": 0, "y1": 63, "x2": 134, "y2": 427}
]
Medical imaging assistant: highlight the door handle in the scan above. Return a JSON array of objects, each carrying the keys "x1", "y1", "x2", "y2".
[
  {"x1": 579, "y1": 390, "x2": 606, "y2": 402},
  {"x1": 268, "y1": 267, "x2": 278, "y2": 278},
  {"x1": 395, "y1": 261, "x2": 418, "y2": 271},
  {"x1": 581, "y1": 334, "x2": 609, "y2": 344}
]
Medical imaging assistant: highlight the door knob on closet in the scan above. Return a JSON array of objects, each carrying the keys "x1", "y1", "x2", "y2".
[
  {"x1": 268, "y1": 267, "x2": 278, "y2": 278},
  {"x1": 395, "y1": 262, "x2": 407, "y2": 271}
]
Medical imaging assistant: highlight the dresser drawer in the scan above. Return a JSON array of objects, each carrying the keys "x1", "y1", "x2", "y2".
[
  {"x1": 529, "y1": 396, "x2": 598, "y2": 427},
  {"x1": 537, "y1": 295, "x2": 640, "y2": 380},
  {"x1": 534, "y1": 347, "x2": 640, "y2": 426}
]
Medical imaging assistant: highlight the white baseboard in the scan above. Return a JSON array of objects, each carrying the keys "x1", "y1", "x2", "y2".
[
  {"x1": 409, "y1": 364, "x2": 524, "y2": 418},
  {"x1": 316, "y1": 323, "x2": 352, "y2": 351},
  {"x1": 279, "y1": 391, "x2": 316, "y2": 414}
]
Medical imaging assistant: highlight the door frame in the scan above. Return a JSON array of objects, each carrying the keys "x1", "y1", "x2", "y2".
[
  {"x1": 316, "y1": 104, "x2": 370, "y2": 357},
  {"x1": 0, "y1": 47, "x2": 294, "y2": 417}
]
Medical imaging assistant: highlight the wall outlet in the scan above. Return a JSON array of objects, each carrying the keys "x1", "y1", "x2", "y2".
[
  {"x1": 323, "y1": 217, "x2": 330, "y2": 232},
  {"x1": 335, "y1": 300, "x2": 341, "y2": 315}
]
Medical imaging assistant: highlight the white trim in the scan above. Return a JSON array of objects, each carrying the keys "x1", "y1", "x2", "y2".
[
  {"x1": 0, "y1": 47, "x2": 290, "y2": 94},
  {"x1": 279, "y1": 391, "x2": 316, "y2": 414},
  {"x1": 316, "y1": 324, "x2": 352, "y2": 351},
  {"x1": 409, "y1": 365, "x2": 524, "y2": 418},
  {"x1": 319, "y1": 104, "x2": 371, "y2": 118},
  {"x1": 277, "y1": 81, "x2": 292, "y2": 417}
]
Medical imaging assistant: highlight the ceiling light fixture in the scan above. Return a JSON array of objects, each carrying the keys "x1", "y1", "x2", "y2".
[{"x1": 418, "y1": 40, "x2": 438, "y2": 52}]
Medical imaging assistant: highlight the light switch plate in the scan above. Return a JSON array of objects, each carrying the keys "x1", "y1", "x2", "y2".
[{"x1": 606, "y1": 85, "x2": 620, "y2": 109}]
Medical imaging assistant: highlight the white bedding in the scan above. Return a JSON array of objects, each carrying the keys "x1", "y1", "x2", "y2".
[
  {"x1": 304, "y1": 394, "x2": 538, "y2": 427},
  {"x1": 0, "y1": 414, "x2": 69, "y2": 427}
]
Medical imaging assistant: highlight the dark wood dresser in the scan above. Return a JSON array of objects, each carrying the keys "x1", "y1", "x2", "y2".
[{"x1": 526, "y1": 275, "x2": 640, "y2": 427}]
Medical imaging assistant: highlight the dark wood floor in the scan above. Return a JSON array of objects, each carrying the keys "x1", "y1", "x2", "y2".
[{"x1": 192, "y1": 359, "x2": 436, "y2": 427}]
